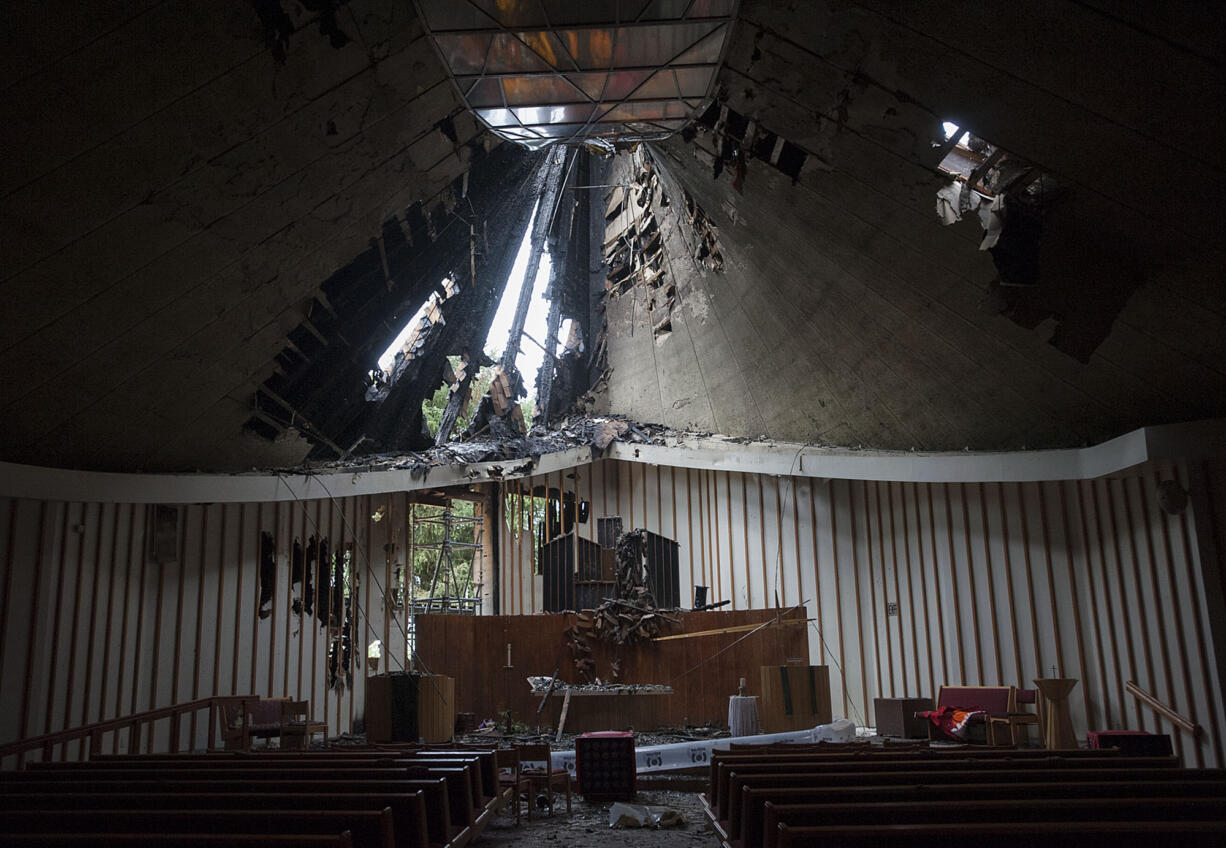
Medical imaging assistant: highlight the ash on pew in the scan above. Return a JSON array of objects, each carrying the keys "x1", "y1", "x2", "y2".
[{"x1": 608, "y1": 802, "x2": 685, "y2": 829}]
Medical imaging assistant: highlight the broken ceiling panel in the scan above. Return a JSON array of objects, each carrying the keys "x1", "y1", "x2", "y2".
[
  {"x1": 242, "y1": 141, "x2": 542, "y2": 460},
  {"x1": 415, "y1": 0, "x2": 739, "y2": 149}
]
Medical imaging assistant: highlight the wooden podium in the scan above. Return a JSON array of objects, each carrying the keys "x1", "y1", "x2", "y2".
[{"x1": 1034, "y1": 677, "x2": 1078, "y2": 749}]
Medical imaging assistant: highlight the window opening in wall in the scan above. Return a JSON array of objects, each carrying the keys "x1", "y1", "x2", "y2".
[
  {"x1": 404, "y1": 498, "x2": 484, "y2": 661},
  {"x1": 147, "y1": 504, "x2": 181, "y2": 563},
  {"x1": 326, "y1": 543, "x2": 356, "y2": 691}
]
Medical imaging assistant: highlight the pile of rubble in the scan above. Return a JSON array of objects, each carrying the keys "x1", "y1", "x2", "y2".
[
  {"x1": 284, "y1": 414, "x2": 664, "y2": 479},
  {"x1": 527, "y1": 677, "x2": 672, "y2": 696},
  {"x1": 564, "y1": 528, "x2": 679, "y2": 683}
]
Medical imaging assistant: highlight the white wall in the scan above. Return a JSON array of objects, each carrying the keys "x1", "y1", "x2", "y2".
[{"x1": 499, "y1": 458, "x2": 1225, "y2": 766}]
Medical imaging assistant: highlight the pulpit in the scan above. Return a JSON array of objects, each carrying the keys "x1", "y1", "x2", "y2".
[{"x1": 1033, "y1": 677, "x2": 1079, "y2": 749}]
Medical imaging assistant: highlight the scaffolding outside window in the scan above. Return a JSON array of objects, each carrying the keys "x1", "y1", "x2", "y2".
[{"x1": 415, "y1": 0, "x2": 739, "y2": 149}]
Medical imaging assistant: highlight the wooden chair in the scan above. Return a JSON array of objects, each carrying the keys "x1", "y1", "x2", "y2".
[
  {"x1": 279, "y1": 700, "x2": 327, "y2": 751},
  {"x1": 513, "y1": 743, "x2": 571, "y2": 817},
  {"x1": 988, "y1": 687, "x2": 1042, "y2": 747},
  {"x1": 243, "y1": 698, "x2": 289, "y2": 750},
  {"x1": 495, "y1": 748, "x2": 529, "y2": 825},
  {"x1": 216, "y1": 698, "x2": 260, "y2": 751}
]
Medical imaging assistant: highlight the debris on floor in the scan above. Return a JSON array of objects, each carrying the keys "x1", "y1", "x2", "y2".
[
  {"x1": 477, "y1": 789, "x2": 716, "y2": 848},
  {"x1": 608, "y1": 802, "x2": 685, "y2": 829}
]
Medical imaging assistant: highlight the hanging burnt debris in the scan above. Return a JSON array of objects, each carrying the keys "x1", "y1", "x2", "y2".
[
  {"x1": 257, "y1": 531, "x2": 277, "y2": 619},
  {"x1": 464, "y1": 364, "x2": 528, "y2": 439},
  {"x1": 597, "y1": 148, "x2": 725, "y2": 364},
  {"x1": 603, "y1": 158, "x2": 676, "y2": 341},
  {"x1": 259, "y1": 528, "x2": 357, "y2": 690},
  {"x1": 683, "y1": 187, "x2": 725, "y2": 272},
  {"x1": 694, "y1": 98, "x2": 811, "y2": 187}
]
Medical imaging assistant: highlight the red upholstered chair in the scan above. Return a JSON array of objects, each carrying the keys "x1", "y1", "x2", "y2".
[{"x1": 924, "y1": 685, "x2": 1016, "y2": 743}]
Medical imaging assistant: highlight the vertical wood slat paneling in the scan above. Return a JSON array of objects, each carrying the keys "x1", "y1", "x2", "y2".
[
  {"x1": 2, "y1": 456, "x2": 1224, "y2": 767},
  {"x1": 494, "y1": 459, "x2": 1225, "y2": 762},
  {"x1": 1099, "y1": 479, "x2": 1142, "y2": 726},
  {"x1": 111, "y1": 505, "x2": 135, "y2": 753},
  {"x1": 1176, "y1": 463, "x2": 1225, "y2": 765},
  {"x1": 923, "y1": 483, "x2": 949, "y2": 702},
  {"x1": 1070, "y1": 481, "x2": 1112, "y2": 731},
  {"x1": 1148, "y1": 469, "x2": 1198, "y2": 765},
  {"x1": 1115, "y1": 480, "x2": 1156, "y2": 729},
  {"x1": 1056, "y1": 484, "x2": 1092, "y2": 734},
  {"x1": 0, "y1": 491, "x2": 420, "y2": 761},
  {"x1": 44, "y1": 502, "x2": 72, "y2": 742}
]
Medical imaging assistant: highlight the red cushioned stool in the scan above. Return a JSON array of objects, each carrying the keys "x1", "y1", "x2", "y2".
[{"x1": 576, "y1": 731, "x2": 636, "y2": 801}]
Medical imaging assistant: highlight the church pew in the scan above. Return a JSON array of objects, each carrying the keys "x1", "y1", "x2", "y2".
[
  {"x1": 706, "y1": 746, "x2": 1126, "y2": 807},
  {"x1": 714, "y1": 754, "x2": 1173, "y2": 819},
  {"x1": 0, "y1": 780, "x2": 454, "y2": 848},
  {"x1": 3, "y1": 765, "x2": 477, "y2": 829},
  {"x1": 89, "y1": 749, "x2": 497, "y2": 798},
  {"x1": 39, "y1": 756, "x2": 490, "y2": 814},
  {"x1": 0, "y1": 836, "x2": 353, "y2": 848},
  {"x1": 774, "y1": 820, "x2": 1226, "y2": 848},
  {"x1": 759, "y1": 797, "x2": 1226, "y2": 848},
  {"x1": 0, "y1": 809, "x2": 393, "y2": 848},
  {"x1": 0, "y1": 793, "x2": 429, "y2": 848},
  {"x1": 89, "y1": 751, "x2": 499, "y2": 803},
  {"x1": 736, "y1": 778, "x2": 1226, "y2": 848},
  {"x1": 721, "y1": 764, "x2": 1216, "y2": 836}
]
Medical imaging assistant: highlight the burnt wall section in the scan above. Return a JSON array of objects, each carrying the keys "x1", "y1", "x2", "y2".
[
  {"x1": 592, "y1": 0, "x2": 1226, "y2": 451},
  {"x1": 243, "y1": 141, "x2": 540, "y2": 459}
]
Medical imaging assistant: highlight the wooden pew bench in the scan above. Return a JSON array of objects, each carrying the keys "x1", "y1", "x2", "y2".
[
  {"x1": 705, "y1": 746, "x2": 1124, "y2": 809},
  {"x1": 0, "y1": 835, "x2": 353, "y2": 848},
  {"x1": 713, "y1": 754, "x2": 1170, "y2": 821},
  {"x1": 0, "y1": 769, "x2": 466, "y2": 848},
  {"x1": 0, "y1": 792, "x2": 428, "y2": 848},
  {"x1": 0, "y1": 809, "x2": 393, "y2": 848},
  {"x1": 39, "y1": 756, "x2": 490, "y2": 823},
  {"x1": 0, "y1": 779, "x2": 454, "y2": 848},
  {"x1": 720, "y1": 763, "x2": 1211, "y2": 841},
  {"x1": 775, "y1": 820, "x2": 1226, "y2": 848},
  {"x1": 93, "y1": 750, "x2": 499, "y2": 805},
  {"x1": 761, "y1": 797, "x2": 1226, "y2": 848},
  {"x1": 737, "y1": 777, "x2": 1226, "y2": 848}
]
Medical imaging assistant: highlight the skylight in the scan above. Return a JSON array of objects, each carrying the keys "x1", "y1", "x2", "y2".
[
  {"x1": 484, "y1": 212, "x2": 553, "y2": 388},
  {"x1": 942, "y1": 121, "x2": 971, "y2": 147},
  {"x1": 415, "y1": 0, "x2": 739, "y2": 149},
  {"x1": 377, "y1": 297, "x2": 433, "y2": 372},
  {"x1": 374, "y1": 277, "x2": 458, "y2": 377}
]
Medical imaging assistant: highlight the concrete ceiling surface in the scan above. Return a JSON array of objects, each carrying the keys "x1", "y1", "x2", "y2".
[
  {"x1": 1, "y1": 0, "x2": 483, "y2": 471},
  {"x1": 2, "y1": 0, "x2": 1225, "y2": 471},
  {"x1": 595, "y1": 0, "x2": 1226, "y2": 451}
]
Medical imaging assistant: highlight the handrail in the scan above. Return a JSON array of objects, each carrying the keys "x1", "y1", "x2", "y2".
[
  {"x1": 1125, "y1": 680, "x2": 1201, "y2": 736},
  {"x1": 0, "y1": 694, "x2": 259, "y2": 764}
]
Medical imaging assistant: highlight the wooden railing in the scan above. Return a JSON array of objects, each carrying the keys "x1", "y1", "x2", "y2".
[
  {"x1": 1126, "y1": 680, "x2": 1201, "y2": 736},
  {"x1": 0, "y1": 695, "x2": 259, "y2": 768}
]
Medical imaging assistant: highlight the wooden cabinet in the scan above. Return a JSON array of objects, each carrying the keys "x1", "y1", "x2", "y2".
[{"x1": 759, "y1": 665, "x2": 832, "y2": 732}]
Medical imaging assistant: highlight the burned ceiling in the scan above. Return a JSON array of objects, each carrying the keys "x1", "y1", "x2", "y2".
[{"x1": 1, "y1": 1, "x2": 1224, "y2": 473}]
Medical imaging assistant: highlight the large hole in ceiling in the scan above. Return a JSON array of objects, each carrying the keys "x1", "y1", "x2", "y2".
[{"x1": 415, "y1": 0, "x2": 739, "y2": 150}]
